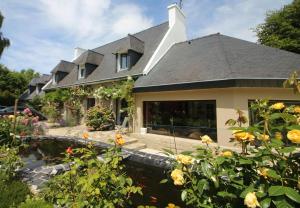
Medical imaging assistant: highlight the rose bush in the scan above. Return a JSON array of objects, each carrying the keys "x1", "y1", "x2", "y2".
[
  {"x1": 85, "y1": 105, "x2": 115, "y2": 131},
  {"x1": 42, "y1": 142, "x2": 142, "y2": 207},
  {"x1": 164, "y1": 100, "x2": 300, "y2": 208}
]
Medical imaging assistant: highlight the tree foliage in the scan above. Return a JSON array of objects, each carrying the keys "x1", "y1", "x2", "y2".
[
  {"x1": 255, "y1": 0, "x2": 300, "y2": 54},
  {"x1": 0, "y1": 65, "x2": 39, "y2": 106},
  {"x1": 0, "y1": 11, "x2": 10, "y2": 57}
]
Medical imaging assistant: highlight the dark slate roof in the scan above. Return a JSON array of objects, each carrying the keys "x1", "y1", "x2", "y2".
[
  {"x1": 45, "y1": 22, "x2": 169, "y2": 90},
  {"x1": 134, "y1": 33, "x2": 300, "y2": 92},
  {"x1": 29, "y1": 74, "x2": 51, "y2": 86},
  {"x1": 73, "y1": 50, "x2": 104, "y2": 66},
  {"x1": 115, "y1": 34, "x2": 144, "y2": 54},
  {"x1": 51, "y1": 60, "x2": 76, "y2": 73}
]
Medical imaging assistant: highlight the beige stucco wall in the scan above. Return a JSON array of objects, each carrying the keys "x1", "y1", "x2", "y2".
[{"x1": 134, "y1": 87, "x2": 300, "y2": 147}]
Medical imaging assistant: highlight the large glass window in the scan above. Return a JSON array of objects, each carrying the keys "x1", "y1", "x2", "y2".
[{"x1": 143, "y1": 100, "x2": 217, "y2": 141}]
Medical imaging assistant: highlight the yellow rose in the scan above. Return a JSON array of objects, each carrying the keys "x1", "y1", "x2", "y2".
[
  {"x1": 201, "y1": 135, "x2": 213, "y2": 144},
  {"x1": 166, "y1": 203, "x2": 179, "y2": 208},
  {"x1": 274, "y1": 132, "x2": 283, "y2": 140},
  {"x1": 287, "y1": 129, "x2": 300, "y2": 144},
  {"x1": 244, "y1": 192, "x2": 260, "y2": 208},
  {"x1": 270, "y1": 102, "x2": 285, "y2": 110},
  {"x1": 171, "y1": 169, "x2": 184, "y2": 186},
  {"x1": 176, "y1": 154, "x2": 193, "y2": 165},
  {"x1": 233, "y1": 131, "x2": 255, "y2": 142},
  {"x1": 294, "y1": 106, "x2": 300, "y2": 114},
  {"x1": 82, "y1": 132, "x2": 89, "y2": 139},
  {"x1": 258, "y1": 167, "x2": 269, "y2": 179},
  {"x1": 220, "y1": 151, "x2": 233, "y2": 157},
  {"x1": 8, "y1": 115, "x2": 15, "y2": 120},
  {"x1": 258, "y1": 134, "x2": 270, "y2": 142}
]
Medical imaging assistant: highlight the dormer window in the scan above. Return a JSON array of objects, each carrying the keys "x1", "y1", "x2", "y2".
[
  {"x1": 117, "y1": 53, "x2": 128, "y2": 71},
  {"x1": 78, "y1": 65, "x2": 86, "y2": 79},
  {"x1": 53, "y1": 73, "x2": 59, "y2": 85}
]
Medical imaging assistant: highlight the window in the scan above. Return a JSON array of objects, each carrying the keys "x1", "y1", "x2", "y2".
[
  {"x1": 87, "y1": 98, "x2": 95, "y2": 110},
  {"x1": 143, "y1": 100, "x2": 217, "y2": 141},
  {"x1": 53, "y1": 73, "x2": 59, "y2": 84},
  {"x1": 78, "y1": 67, "x2": 85, "y2": 79},
  {"x1": 117, "y1": 53, "x2": 128, "y2": 71}
]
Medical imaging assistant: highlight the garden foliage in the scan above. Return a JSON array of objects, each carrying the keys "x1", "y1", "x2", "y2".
[
  {"x1": 42, "y1": 142, "x2": 142, "y2": 207},
  {"x1": 164, "y1": 100, "x2": 300, "y2": 208},
  {"x1": 85, "y1": 105, "x2": 115, "y2": 131}
]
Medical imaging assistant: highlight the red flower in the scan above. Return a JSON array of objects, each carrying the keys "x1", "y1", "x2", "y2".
[
  {"x1": 23, "y1": 108, "x2": 32, "y2": 115},
  {"x1": 66, "y1": 147, "x2": 73, "y2": 154}
]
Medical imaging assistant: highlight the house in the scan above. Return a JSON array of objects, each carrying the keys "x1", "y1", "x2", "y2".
[
  {"x1": 43, "y1": 4, "x2": 300, "y2": 147},
  {"x1": 20, "y1": 74, "x2": 51, "y2": 101}
]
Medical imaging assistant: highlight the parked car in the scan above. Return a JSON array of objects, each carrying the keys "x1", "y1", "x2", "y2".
[
  {"x1": 0, "y1": 106, "x2": 47, "y2": 120},
  {"x1": 0, "y1": 105, "x2": 7, "y2": 110}
]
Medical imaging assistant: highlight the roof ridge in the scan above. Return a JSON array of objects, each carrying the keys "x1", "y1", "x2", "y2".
[
  {"x1": 175, "y1": 33, "x2": 221, "y2": 46},
  {"x1": 92, "y1": 21, "x2": 168, "y2": 51}
]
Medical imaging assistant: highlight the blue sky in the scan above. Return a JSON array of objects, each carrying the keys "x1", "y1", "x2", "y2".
[{"x1": 0, "y1": 0, "x2": 292, "y2": 74}]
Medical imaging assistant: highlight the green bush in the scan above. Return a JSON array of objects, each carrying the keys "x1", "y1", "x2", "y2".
[
  {"x1": 165, "y1": 100, "x2": 300, "y2": 208},
  {"x1": 0, "y1": 145, "x2": 23, "y2": 181},
  {"x1": 0, "y1": 178, "x2": 30, "y2": 208},
  {"x1": 85, "y1": 105, "x2": 115, "y2": 131},
  {"x1": 0, "y1": 117, "x2": 12, "y2": 145},
  {"x1": 42, "y1": 143, "x2": 142, "y2": 207},
  {"x1": 19, "y1": 197, "x2": 53, "y2": 208}
]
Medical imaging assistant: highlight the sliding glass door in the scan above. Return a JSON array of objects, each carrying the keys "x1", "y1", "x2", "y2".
[{"x1": 143, "y1": 100, "x2": 217, "y2": 141}]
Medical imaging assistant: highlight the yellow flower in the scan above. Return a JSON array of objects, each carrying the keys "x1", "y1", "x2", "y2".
[
  {"x1": 8, "y1": 115, "x2": 15, "y2": 120},
  {"x1": 258, "y1": 134, "x2": 270, "y2": 142},
  {"x1": 201, "y1": 135, "x2": 213, "y2": 144},
  {"x1": 82, "y1": 132, "x2": 89, "y2": 139},
  {"x1": 171, "y1": 169, "x2": 184, "y2": 186},
  {"x1": 287, "y1": 129, "x2": 300, "y2": 144},
  {"x1": 244, "y1": 192, "x2": 260, "y2": 208},
  {"x1": 294, "y1": 106, "x2": 300, "y2": 114},
  {"x1": 220, "y1": 151, "x2": 233, "y2": 157},
  {"x1": 233, "y1": 131, "x2": 255, "y2": 142},
  {"x1": 258, "y1": 167, "x2": 269, "y2": 179},
  {"x1": 274, "y1": 132, "x2": 283, "y2": 140},
  {"x1": 176, "y1": 154, "x2": 193, "y2": 165},
  {"x1": 270, "y1": 102, "x2": 285, "y2": 110},
  {"x1": 166, "y1": 203, "x2": 179, "y2": 208}
]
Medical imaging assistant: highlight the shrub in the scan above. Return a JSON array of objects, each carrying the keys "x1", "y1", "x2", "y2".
[
  {"x1": 0, "y1": 116, "x2": 12, "y2": 145},
  {"x1": 0, "y1": 177, "x2": 30, "y2": 208},
  {"x1": 42, "y1": 143, "x2": 142, "y2": 207},
  {"x1": 165, "y1": 100, "x2": 300, "y2": 208},
  {"x1": 0, "y1": 145, "x2": 23, "y2": 181},
  {"x1": 19, "y1": 197, "x2": 53, "y2": 208},
  {"x1": 41, "y1": 103, "x2": 61, "y2": 123},
  {"x1": 85, "y1": 105, "x2": 115, "y2": 131}
]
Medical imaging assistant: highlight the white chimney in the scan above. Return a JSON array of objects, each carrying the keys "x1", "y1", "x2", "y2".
[
  {"x1": 142, "y1": 3, "x2": 187, "y2": 75},
  {"x1": 168, "y1": 4, "x2": 185, "y2": 28},
  {"x1": 73, "y1": 47, "x2": 86, "y2": 60}
]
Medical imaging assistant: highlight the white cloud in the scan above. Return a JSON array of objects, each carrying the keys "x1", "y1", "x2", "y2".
[
  {"x1": 0, "y1": 0, "x2": 153, "y2": 73},
  {"x1": 184, "y1": 0, "x2": 293, "y2": 42}
]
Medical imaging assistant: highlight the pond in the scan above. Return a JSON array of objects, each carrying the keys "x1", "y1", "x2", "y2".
[{"x1": 19, "y1": 138, "x2": 186, "y2": 207}]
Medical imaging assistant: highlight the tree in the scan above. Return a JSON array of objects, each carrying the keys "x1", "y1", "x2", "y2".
[
  {"x1": 0, "y1": 11, "x2": 10, "y2": 57},
  {"x1": 20, "y1": 68, "x2": 40, "y2": 84},
  {"x1": 255, "y1": 0, "x2": 300, "y2": 54}
]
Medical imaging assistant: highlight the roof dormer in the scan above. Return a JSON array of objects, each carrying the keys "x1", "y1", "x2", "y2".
[
  {"x1": 73, "y1": 50, "x2": 104, "y2": 80},
  {"x1": 51, "y1": 60, "x2": 76, "y2": 84}
]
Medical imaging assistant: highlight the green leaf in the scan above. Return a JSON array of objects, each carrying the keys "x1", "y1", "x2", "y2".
[
  {"x1": 267, "y1": 169, "x2": 281, "y2": 180},
  {"x1": 240, "y1": 185, "x2": 255, "y2": 198},
  {"x1": 197, "y1": 179, "x2": 208, "y2": 195},
  {"x1": 181, "y1": 190, "x2": 187, "y2": 201},
  {"x1": 272, "y1": 198, "x2": 294, "y2": 208},
  {"x1": 239, "y1": 158, "x2": 253, "y2": 165},
  {"x1": 279, "y1": 146, "x2": 296, "y2": 153},
  {"x1": 284, "y1": 187, "x2": 300, "y2": 203},
  {"x1": 217, "y1": 191, "x2": 237, "y2": 199},
  {"x1": 160, "y1": 179, "x2": 168, "y2": 184},
  {"x1": 286, "y1": 125, "x2": 300, "y2": 130},
  {"x1": 162, "y1": 148, "x2": 174, "y2": 155},
  {"x1": 268, "y1": 186, "x2": 285, "y2": 196},
  {"x1": 260, "y1": 198, "x2": 271, "y2": 208}
]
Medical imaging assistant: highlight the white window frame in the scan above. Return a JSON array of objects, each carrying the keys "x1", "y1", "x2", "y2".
[
  {"x1": 117, "y1": 53, "x2": 128, "y2": 72},
  {"x1": 78, "y1": 65, "x2": 86, "y2": 79}
]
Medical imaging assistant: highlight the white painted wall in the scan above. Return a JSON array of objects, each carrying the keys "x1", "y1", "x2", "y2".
[{"x1": 143, "y1": 4, "x2": 187, "y2": 75}]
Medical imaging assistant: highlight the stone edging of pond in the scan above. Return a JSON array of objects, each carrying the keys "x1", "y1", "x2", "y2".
[{"x1": 20, "y1": 135, "x2": 174, "y2": 193}]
